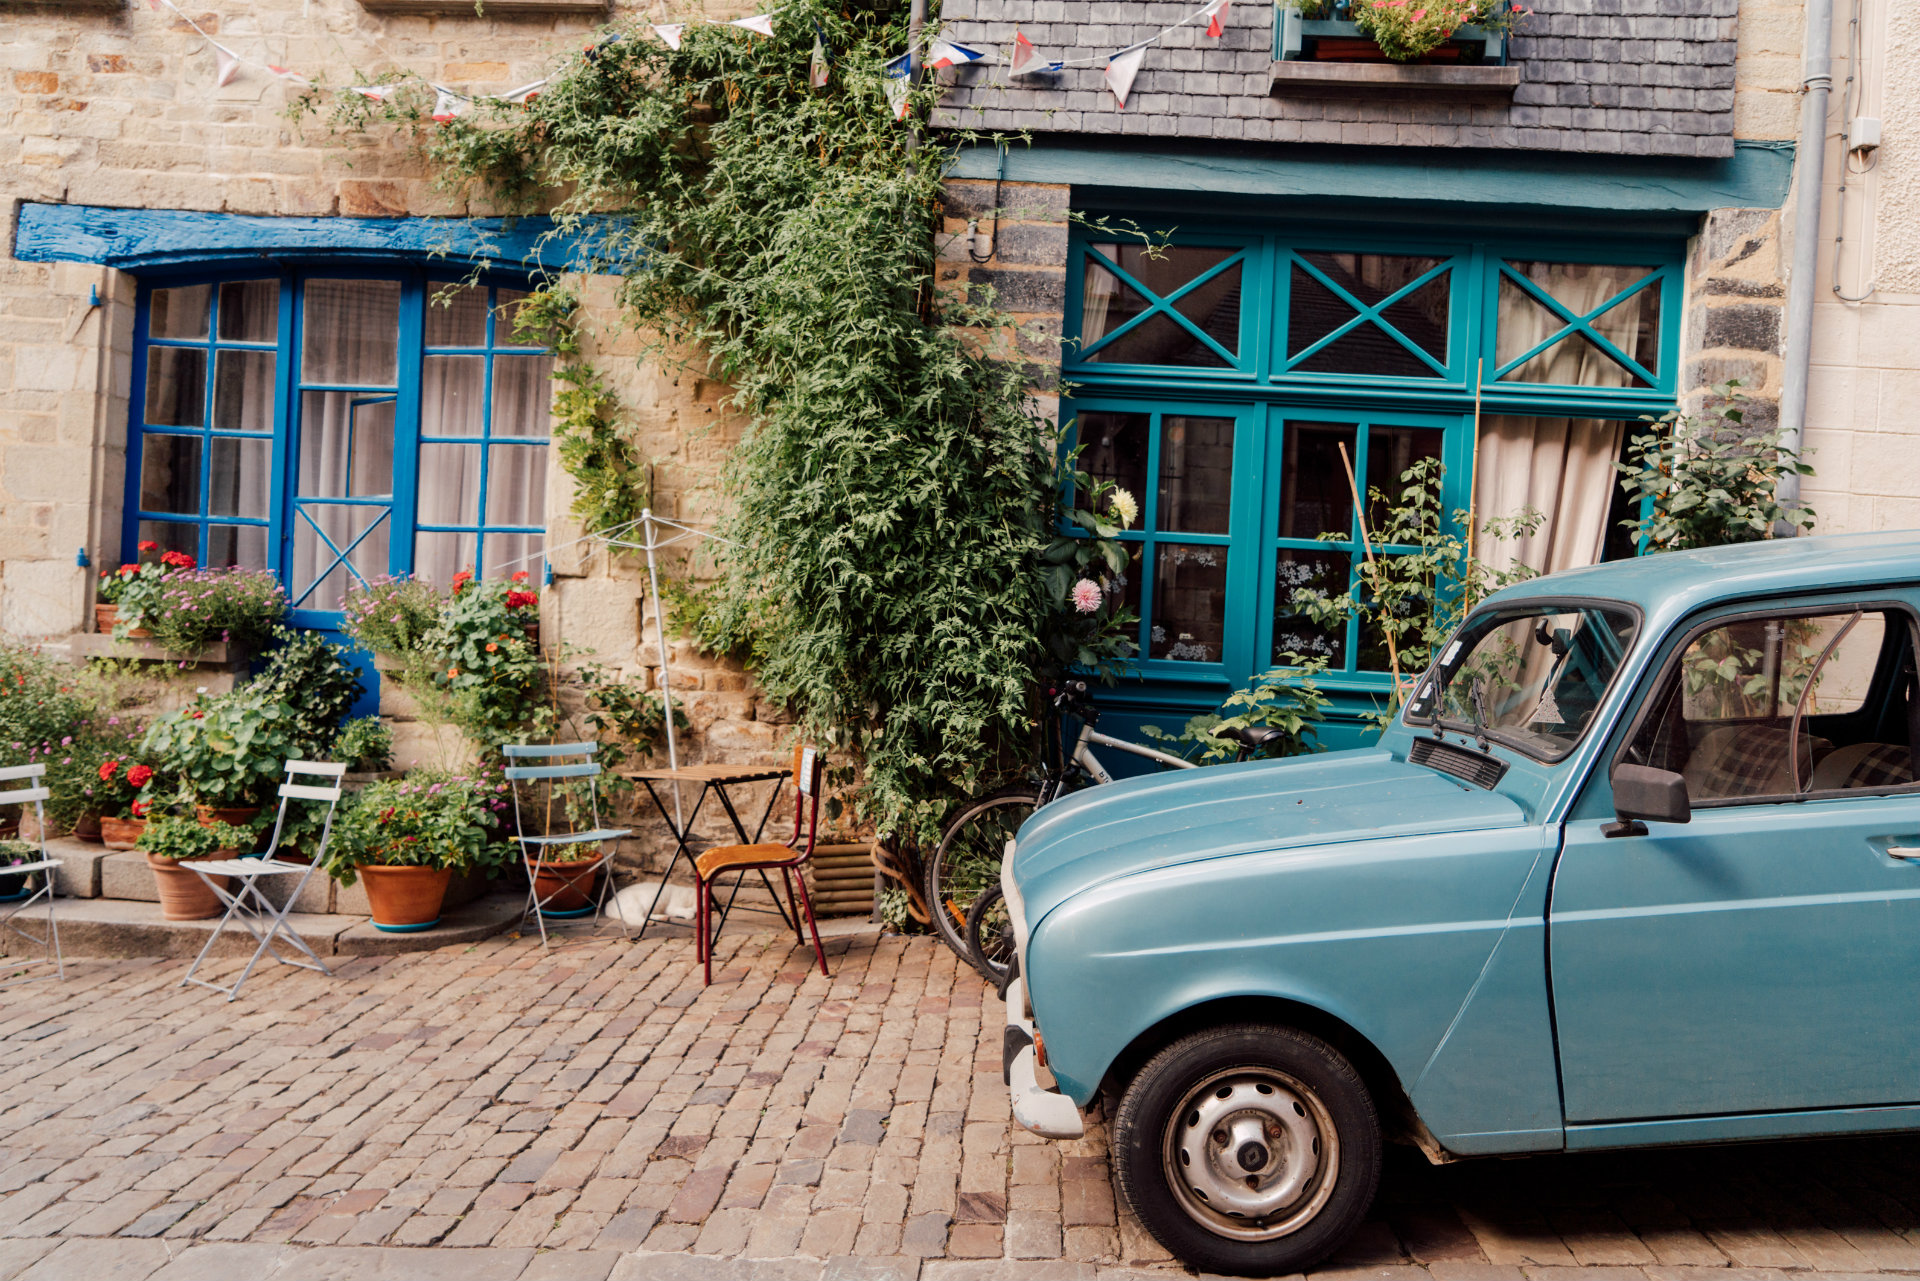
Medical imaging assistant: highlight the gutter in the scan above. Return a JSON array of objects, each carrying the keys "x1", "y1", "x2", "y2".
[{"x1": 1777, "y1": 0, "x2": 1834, "y2": 528}]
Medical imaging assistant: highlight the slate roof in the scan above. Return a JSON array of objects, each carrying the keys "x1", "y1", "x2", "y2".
[{"x1": 931, "y1": 0, "x2": 1740, "y2": 158}]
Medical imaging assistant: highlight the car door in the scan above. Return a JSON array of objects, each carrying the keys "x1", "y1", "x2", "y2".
[{"x1": 1551, "y1": 597, "x2": 1920, "y2": 1123}]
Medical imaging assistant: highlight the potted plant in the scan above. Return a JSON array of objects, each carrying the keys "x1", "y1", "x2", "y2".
[
  {"x1": 323, "y1": 774, "x2": 511, "y2": 932},
  {"x1": 0, "y1": 839, "x2": 43, "y2": 901},
  {"x1": 94, "y1": 561, "x2": 149, "y2": 636},
  {"x1": 337, "y1": 717, "x2": 399, "y2": 787},
  {"x1": 340, "y1": 575, "x2": 444, "y2": 669},
  {"x1": 1279, "y1": 0, "x2": 1525, "y2": 63},
  {"x1": 141, "y1": 688, "x2": 299, "y2": 831},
  {"x1": 133, "y1": 815, "x2": 252, "y2": 920},
  {"x1": 93, "y1": 759, "x2": 158, "y2": 850},
  {"x1": 109, "y1": 544, "x2": 198, "y2": 640},
  {"x1": 134, "y1": 566, "x2": 287, "y2": 657}
]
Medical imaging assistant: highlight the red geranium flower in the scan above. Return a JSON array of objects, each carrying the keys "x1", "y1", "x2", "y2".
[
  {"x1": 137, "y1": 540, "x2": 158, "y2": 552},
  {"x1": 452, "y1": 570, "x2": 474, "y2": 592},
  {"x1": 511, "y1": 570, "x2": 529, "y2": 583},
  {"x1": 160, "y1": 550, "x2": 196, "y2": 569},
  {"x1": 127, "y1": 764, "x2": 153, "y2": 788},
  {"x1": 505, "y1": 591, "x2": 537, "y2": 610},
  {"x1": 130, "y1": 800, "x2": 149, "y2": 818},
  {"x1": 98, "y1": 760, "x2": 120, "y2": 782}
]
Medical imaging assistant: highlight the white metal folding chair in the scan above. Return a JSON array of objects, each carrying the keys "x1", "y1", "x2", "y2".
[
  {"x1": 0, "y1": 764, "x2": 63, "y2": 986},
  {"x1": 505, "y1": 743, "x2": 633, "y2": 950},
  {"x1": 179, "y1": 761, "x2": 345, "y2": 1001}
]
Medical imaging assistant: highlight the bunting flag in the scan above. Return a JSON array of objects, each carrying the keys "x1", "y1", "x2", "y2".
[
  {"x1": 1104, "y1": 45, "x2": 1145, "y2": 108},
  {"x1": 926, "y1": 39, "x2": 985, "y2": 69},
  {"x1": 431, "y1": 87, "x2": 467, "y2": 123},
  {"x1": 652, "y1": 24, "x2": 684, "y2": 50},
  {"x1": 214, "y1": 46, "x2": 240, "y2": 87},
  {"x1": 348, "y1": 83, "x2": 399, "y2": 101},
  {"x1": 883, "y1": 55, "x2": 912, "y2": 121},
  {"x1": 730, "y1": 14, "x2": 775, "y2": 36},
  {"x1": 883, "y1": 52, "x2": 912, "y2": 79},
  {"x1": 1009, "y1": 31, "x2": 1041, "y2": 75},
  {"x1": 1204, "y1": 0, "x2": 1231, "y2": 37},
  {"x1": 810, "y1": 31, "x2": 831, "y2": 88},
  {"x1": 501, "y1": 79, "x2": 546, "y2": 104},
  {"x1": 266, "y1": 64, "x2": 309, "y2": 85}
]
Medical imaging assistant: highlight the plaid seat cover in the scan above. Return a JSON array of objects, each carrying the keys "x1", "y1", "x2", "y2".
[
  {"x1": 1685, "y1": 723, "x2": 1832, "y2": 802},
  {"x1": 1839, "y1": 742, "x2": 1914, "y2": 789}
]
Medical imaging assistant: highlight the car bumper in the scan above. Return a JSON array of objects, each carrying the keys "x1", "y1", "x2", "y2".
[{"x1": 999, "y1": 847, "x2": 1085, "y2": 1141}]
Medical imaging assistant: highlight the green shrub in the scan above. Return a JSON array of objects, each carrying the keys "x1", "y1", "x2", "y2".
[
  {"x1": 247, "y1": 626, "x2": 365, "y2": 758},
  {"x1": 341, "y1": 576, "x2": 445, "y2": 658},
  {"x1": 336, "y1": 717, "x2": 394, "y2": 773},
  {"x1": 321, "y1": 773, "x2": 513, "y2": 886},
  {"x1": 1142, "y1": 658, "x2": 1333, "y2": 764},
  {"x1": 141, "y1": 689, "x2": 301, "y2": 809}
]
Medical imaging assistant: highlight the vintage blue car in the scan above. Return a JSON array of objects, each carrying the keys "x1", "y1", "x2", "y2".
[{"x1": 1000, "y1": 531, "x2": 1920, "y2": 1277}]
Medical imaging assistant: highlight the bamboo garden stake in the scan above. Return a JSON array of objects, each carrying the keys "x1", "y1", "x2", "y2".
[{"x1": 1337, "y1": 441, "x2": 1406, "y2": 708}]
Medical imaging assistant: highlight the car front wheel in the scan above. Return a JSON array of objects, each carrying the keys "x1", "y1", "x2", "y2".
[{"x1": 1111, "y1": 1023, "x2": 1381, "y2": 1277}]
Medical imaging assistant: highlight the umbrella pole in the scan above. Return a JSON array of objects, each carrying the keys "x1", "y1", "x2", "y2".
[{"x1": 641, "y1": 509, "x2": 685, "y2": 833}]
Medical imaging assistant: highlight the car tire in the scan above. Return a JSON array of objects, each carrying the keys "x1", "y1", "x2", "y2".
[{"x1": 1111, "y1": 1023, "x2": 1381, "y2": 1278}]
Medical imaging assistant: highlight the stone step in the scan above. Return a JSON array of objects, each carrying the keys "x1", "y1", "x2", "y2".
[{"x1": 13, "y1": 890, "x2": 531, "y2": 960}]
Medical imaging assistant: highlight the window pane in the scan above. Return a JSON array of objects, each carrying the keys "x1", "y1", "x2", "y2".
[
  {"x1": 139, "y1": 434, "x2": 201, "y2": 515},
  {"x1": 1157, "y1": 416, "x2": 1233, "y2": 535},
  {"x1": 1079, "y1": 411, "x2": 1150, "y2": 514},
  {"x1": 483, "y1": 531, "x2": 544, "y2": 581},
  {"x1": 1080, "y1": 259, "x2": 1151, "y2": 351},
  {"x1": 485, "y1": 445, "x2": 547, "y2": 527},
  {"x1": 493, "y1": 288, "x2": 539, "y2": 347},
  {"x1": 1149, "y1": 543, "x2": 1226, "y2": 663},
  {"x1": 298, "y1": 392, "x2": 394, "y2": 499},
  {"x1": 136, "y1": 521, "x2": 196, "y2": 562},
  {"x1": 1497, "y1": 262, "x2": 1659, "y2": 388},
  {"x1": 207, "y1": 524, "x2": 269, "y2": 571},
  {"x1": 1364, "y1": 425, "x2": 1444, "y2": 533},
  {"x1": 1170, "y1": 261, "x2": 1241, "y2": 357},
  {"x1": 1290, "y1": 264, "x2": 1443, "y2": 378},
  {"x1": 1273, "y1": 549, "x2": 1349, "y2": 667},
  {"x1": 150, "y1": 285, "x2": 210, "y2": 340},
  {"x1": 418, "y1": 444, "x2": 481, "y2": 525},
  {"x1": 208, "y1": 437, "x2": 270, "y2": 519},
  {"x1": 217, "y1": 279, "x2": 279, "y2": 343},
  {"x1": 292, "y1": 505, "x2": 389, "y2": 610},
  {"x1": 1358, "y1": 575, "x2": 1420, "y2": 674},
  {"x1": 1086, "y1": 311, "x2": 1231, "y2": 368},
  {"x1": 414, "y1": 530, "x2": 476, "y2": 587},
  {"x1": 421, "y1": 356, "x2": 486, "y2": 437},
  {"x1": 425, "y1": 283, "x2": 488, "y2": 347},
  {"x1": 212, "y1": 349, "x2": 276, "y2": 433},
  {"x1": 301, "y1": 279, "x2": 400, "y2": 386},
  {"x1": 144, "y1": 347, "x2": 206, "y2": 427},
  {"x1": 1087, "y1": 244, "x2": 1233, "y2": 302},
  {"x1": 1279, "y1": 422, "x2": 1355, "y2": 541},
  {"x1": 491, "y1": 354, "x2": 554, "y2": 437}
]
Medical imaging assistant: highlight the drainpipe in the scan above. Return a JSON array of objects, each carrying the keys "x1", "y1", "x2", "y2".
[{"x1": 1776, "y1": 0, "x2": 1834, "y2": 529}]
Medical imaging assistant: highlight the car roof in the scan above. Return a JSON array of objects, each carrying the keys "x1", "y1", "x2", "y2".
[{"x1": 1483, "y1": 530, "x2": 1920, "y2": 629}]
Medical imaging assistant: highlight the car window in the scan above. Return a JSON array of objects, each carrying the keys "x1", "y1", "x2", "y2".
[
  {"x1": 1625, "y1": 607, "x2": 1916, "y2": 804},
  {"x1": 1404, "y1": 603, "x2": 1638, "y2": 761}
]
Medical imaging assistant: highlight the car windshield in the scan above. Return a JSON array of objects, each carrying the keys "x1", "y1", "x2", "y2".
[{"x1": 1404, "y1": 603, "x2": 1639, "y2": 760}]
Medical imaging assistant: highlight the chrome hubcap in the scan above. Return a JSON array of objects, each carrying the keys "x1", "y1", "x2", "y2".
[{"x1": 1161, "y1": 1069, "x2": 1339, "y2": 1242}]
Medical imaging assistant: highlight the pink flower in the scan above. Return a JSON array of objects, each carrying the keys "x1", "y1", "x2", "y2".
[{"x1": 1071, "y1": 579, "x2": 1103, "y2": 614}]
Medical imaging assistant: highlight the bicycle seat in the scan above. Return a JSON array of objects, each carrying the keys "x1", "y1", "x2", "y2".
[{"x1": 1212, "y1": 725, "x2": 1285, "y2": 751}]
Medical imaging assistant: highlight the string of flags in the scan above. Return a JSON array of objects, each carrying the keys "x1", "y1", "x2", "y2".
[{"x1": 139, "y1": 0, "x2": 1235, "y2": 121}]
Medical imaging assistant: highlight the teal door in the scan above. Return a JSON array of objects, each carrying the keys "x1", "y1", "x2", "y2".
[{"x1": 1551, "y1": 601, "x2": 1920, "y2": 1121}]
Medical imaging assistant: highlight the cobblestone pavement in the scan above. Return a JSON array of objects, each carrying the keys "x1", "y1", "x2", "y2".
[{"x1": 6, "y1": 924, "x2": 1920, "y2": 1280}]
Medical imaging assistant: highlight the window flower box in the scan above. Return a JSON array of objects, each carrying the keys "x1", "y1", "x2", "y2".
[{"x1": 1274, "y1": 9, "x2": 1507, "y2": 64}]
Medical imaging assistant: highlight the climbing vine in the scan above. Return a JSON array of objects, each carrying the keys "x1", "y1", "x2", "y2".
[{"x1": 311, "y1": 6, "x2": 1115, "y2": 843}]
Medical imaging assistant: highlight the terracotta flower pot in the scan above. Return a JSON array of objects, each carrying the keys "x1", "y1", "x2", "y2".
[
  {"x1": 71, "y1": 813, "x2": 103, "y2": 844},
  {"x1": 148, "y1": 854, "x2": 228, "y2": 921},
  {"x1": 196, "y1": 804, "x2": 261, "y2": 829},
  {"x1": 357, "y1": 864, "x2": 451, "y2": 933},
  {"x1": 95, "y1": 603, "x2": 150, "y2": 638},
  {"x1": 100, "y1": 815, "x2": 146, "y2": 851},
  {"x1": 529, "y1": 854, "x2": 601, "y2": 915}
]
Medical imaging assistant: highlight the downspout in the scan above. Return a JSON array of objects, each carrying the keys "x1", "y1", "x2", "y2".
[{"x1": 1776, "y1": 0, "x2": 1834, "y2": 529}]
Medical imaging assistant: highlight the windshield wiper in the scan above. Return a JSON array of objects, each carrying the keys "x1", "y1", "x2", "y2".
[{"x1": 1468, "y1": 678, "x2": 1493, "y2": 754}]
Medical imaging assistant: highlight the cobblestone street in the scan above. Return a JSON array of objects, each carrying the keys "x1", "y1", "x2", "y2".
[{"x1": 5, "y1": 925, "x2": 1920, "y2": 1280}]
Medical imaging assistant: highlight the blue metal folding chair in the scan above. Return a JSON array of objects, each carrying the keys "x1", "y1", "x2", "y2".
[
  {"x1": 179, "y1": 761, "x2": 345, "y2": 1001},
  {"x1": 505, "y1": 743, "x2": 633, "y2": 950},
  {"x1": 0, "y1": 764, "x2": 63, "y2": 985}
]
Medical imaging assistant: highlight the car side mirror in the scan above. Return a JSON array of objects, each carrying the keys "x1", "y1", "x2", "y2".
[{"x1": 1606, "y1": 764, "x2": 1691, "y2": 837}]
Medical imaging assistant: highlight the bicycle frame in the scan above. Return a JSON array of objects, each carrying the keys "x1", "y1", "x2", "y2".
[{"x1": 1068, "y1": 720, "x2": 1196, "y2": 787}]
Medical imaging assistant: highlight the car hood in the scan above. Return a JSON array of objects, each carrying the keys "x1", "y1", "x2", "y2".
[{"x1": 1011, "y1": 748, "x2": 1528, "y2": 926}]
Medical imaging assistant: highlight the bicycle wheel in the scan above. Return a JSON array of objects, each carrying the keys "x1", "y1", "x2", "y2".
[
  {"x1": 925, "y1": 788, "x2": 1039, "y2": 963},
  {"x1": 966, "y1": 882, "x2": 1014, "y2": 983}
]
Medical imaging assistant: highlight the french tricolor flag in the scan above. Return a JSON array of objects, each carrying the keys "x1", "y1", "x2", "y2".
[{"x1": 926, "y1": 39, "x2": 986, "y2": 69}]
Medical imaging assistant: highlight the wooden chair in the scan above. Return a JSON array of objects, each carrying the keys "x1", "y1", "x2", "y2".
[{"x1": 695, "y1": 743, "x2": 829, "y2": 985}]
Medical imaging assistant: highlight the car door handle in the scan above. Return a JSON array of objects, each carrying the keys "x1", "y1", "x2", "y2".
[{"x1": 1888, "y1": 847, "x2": 1920, "y2": 861}]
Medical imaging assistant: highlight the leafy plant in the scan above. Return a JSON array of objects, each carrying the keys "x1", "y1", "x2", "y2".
[
  {"x1": 422, "y1": 573, "x2": 551, "y2": 751},
  {"x1": 1289, "y1": 457, "x2": 1542, "y2": 726},
  {"x1": 89, "y1": 759, "x2": 159, "y2": 821},
  {"x1": 140, "y1": 689, "x2": 301, "y2": 809},
  {"x1": 341, "y1": 576, "x2": 446, "y2": 658},
  {"x1": 321, "y1": 773, "x2": 513, "y2": 886},
  {"x1": 1616, "y1": 381, "x2": 1816, "y2": 551},
  {"x1": 1351, "y1": 0, "x2": 1529, "y2": 61},
  {"x1": 1040, "y1": 453, "x2": 1140, "y2": 677},
  {"x1": 246, "y1": 626, "x2": 365, "y2": 758},
  {"x1": 0, "y1": 644, "x2": 147, "y2": 833},
  {"x1": 336, "y1": 717, "x2": 394, "y2": 773},
  {"x1": 134, "y1": 815, "x2": 257, "y2": 862},
  {"x1": 125, "y1": 564, "x2": 287, "y2": 654},
  {"x1": 1141, "y1": 657, "x2": 1333, "y2": 764}
]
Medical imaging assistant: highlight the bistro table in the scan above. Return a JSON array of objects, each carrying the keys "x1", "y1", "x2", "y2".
[{"x1": 619, "y1": 762, "x2": 792, "y2": 941}]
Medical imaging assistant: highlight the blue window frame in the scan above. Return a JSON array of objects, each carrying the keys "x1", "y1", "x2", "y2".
[
  {"x1": 1064, "y1": 222, "x2": 1684, "y2": 740},
  {"x1": 126, "y1": 267, "x2": 551, "y2": 629}
]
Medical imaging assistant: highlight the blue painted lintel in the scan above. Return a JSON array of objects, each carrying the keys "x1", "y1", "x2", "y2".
[
  {"x1": 11, "y1": 203, "x2": 613, "y2": 274},
  {"x1": 946, "y1": 139, "x2": 1795, "y2": 219}
]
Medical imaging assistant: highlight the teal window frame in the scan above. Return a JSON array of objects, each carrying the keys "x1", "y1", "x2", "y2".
[{"x1": 1063, "y1": 220, "x2": 1684, "y2": 715}]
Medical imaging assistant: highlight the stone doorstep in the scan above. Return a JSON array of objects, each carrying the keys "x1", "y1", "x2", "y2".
[{"x1": 8, "y1": 891, "x2": 526, "y2": 960}]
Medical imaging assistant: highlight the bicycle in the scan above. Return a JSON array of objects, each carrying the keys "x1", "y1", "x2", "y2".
[{"x1": 925, "y1": 681, "x2": 1283, "y2": 975}]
